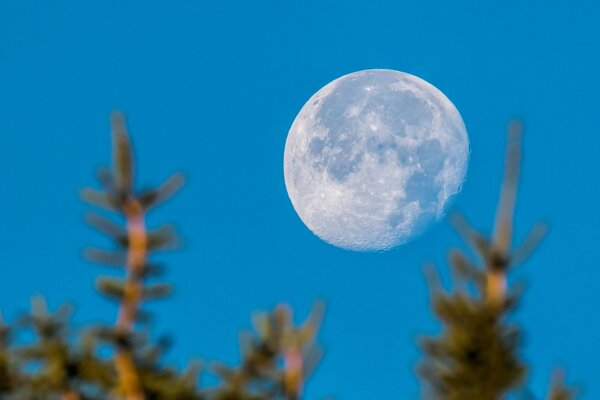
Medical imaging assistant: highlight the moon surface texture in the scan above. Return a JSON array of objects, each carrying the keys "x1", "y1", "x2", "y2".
[{"x1": 283, "y1": 69, "x2": 469, "y2": 251}]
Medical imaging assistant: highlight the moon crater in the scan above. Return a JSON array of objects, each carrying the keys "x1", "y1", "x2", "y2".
[{"x1": 284, "y1": 69, "x2": 469, "y2": 251}]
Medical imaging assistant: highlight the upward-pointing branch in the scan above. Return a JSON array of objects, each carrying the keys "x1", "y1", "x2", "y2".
[
  {"x1": 110, "y1": 113, "x2": 145, "y2": 400},
  {"x1": 486, "y1": 121, "x2": 523, "y2": 304}
]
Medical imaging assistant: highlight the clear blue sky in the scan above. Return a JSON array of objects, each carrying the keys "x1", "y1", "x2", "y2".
[{"x1": 1, "y1": 1, "x2": 598, "y2": 398}]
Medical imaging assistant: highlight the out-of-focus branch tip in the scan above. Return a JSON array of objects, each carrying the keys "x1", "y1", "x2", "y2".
[
  {"x1": 449, "y1": 248, "x2": 484, "y2": 289},
  {"x1": 85, "y1": 213, "x2": 127, "y2": 241},
  {"x1": 139, "y1": 173, "x2": 186, "y2": 210},
  {"x1": 80, "y1": 188, "x2": 120, "y2": 212},
  {"x1": 451, "y1": 213, "x2": 489, "y2": 258},
  {"x1": 110, "y1": 111, "x2": 134, "y2": 194},
  {"x1": 423, "y1": 263, "x2": 442, "y2": 297},
  {"x1": 84, "y1": 248, "x2": 126, "y2": 267},
  {"x1": 494, "y1": 120, "x2": 523, "y2": 253},
  {"x1": 511, "y1": 222, "x2": 549, "y2": 266},
  {"x1": 548, "y1": 369, "x2": 578, "y2": 400}
]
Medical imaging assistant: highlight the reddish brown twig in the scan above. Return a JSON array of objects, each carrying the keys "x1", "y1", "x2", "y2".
[{"x1": 114, "y1": 198, "x2": 147, "y2": 400}]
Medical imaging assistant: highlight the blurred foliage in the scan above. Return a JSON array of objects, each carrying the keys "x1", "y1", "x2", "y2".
[
  {"x1": 0, "y1": 115, "x2": 577, "y2": 399},
  {"x1": 0, "y1": 113, "x2": 323, "y2": 400},
  {"x1": 418, "y1": 123, "x2": 576, "y2": 400}
]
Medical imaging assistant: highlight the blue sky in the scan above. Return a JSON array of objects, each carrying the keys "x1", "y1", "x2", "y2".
[{"x1": 1, "y1": 1, "x2": 599, "y2": 398}]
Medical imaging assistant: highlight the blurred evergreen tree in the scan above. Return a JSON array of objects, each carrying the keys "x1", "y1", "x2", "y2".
[
  {"x1": 418, "y1": 123, "x2": 576, "y2": 400},
  {"x1": 0, "y1": 115, "x2": 576, "y2": 399}
]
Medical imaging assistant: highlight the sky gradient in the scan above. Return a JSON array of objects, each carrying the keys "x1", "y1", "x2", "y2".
[{"x1": 1, "y1": 1, "x2": 599, "y2": 398}]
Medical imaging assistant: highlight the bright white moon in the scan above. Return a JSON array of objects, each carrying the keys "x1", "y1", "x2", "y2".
[{"x1": 284, "y1": 69, "x2": 469, "y2": 251}]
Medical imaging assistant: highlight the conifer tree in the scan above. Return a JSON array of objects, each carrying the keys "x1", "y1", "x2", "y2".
[
  {"x1": 0, "y1": 114, "x2": 577, "y2": 400},
  {"x1": 418, "y1": 122, "x2": 576, "y2": 400},
  {"x1": 0, "y1": 113, "x2": 324, "y2": 399}
]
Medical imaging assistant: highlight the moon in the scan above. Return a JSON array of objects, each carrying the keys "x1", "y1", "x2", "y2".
[{"x1": 283, "y1": 69, "x2": 469, "y2": 251}]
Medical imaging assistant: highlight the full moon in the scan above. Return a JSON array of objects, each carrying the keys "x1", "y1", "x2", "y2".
[{"x1": 283, "y1": 69, "x2": 469, "y2": 251}]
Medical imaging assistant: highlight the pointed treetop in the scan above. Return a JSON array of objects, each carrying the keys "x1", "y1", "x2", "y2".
[
  {"x1": 494, "y1": 120, "x2": 523, "y2": 253},
  {"x1": 110, "y1": 111, "x2": 134, "y2": 195}
]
